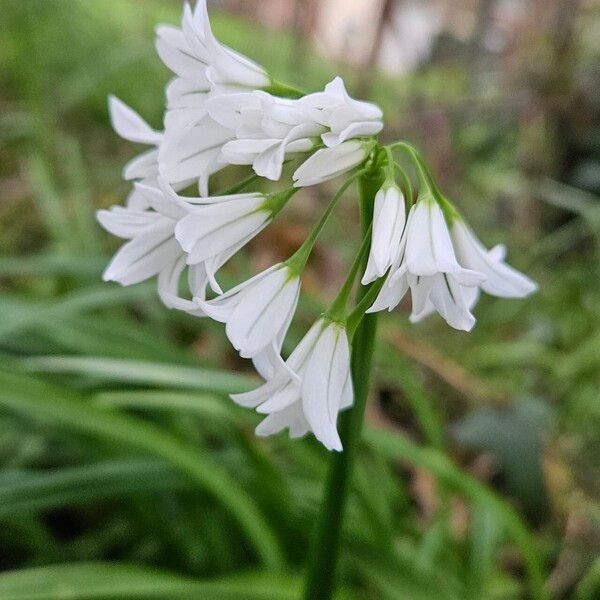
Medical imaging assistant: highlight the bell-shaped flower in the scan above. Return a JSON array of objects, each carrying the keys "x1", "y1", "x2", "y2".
[
  {"x1": 368, "y1": 194, "x2": 486, "y2": 331},
  {"x1": 156, "y1": 0, "x2": 269, "y2": 93},
  {"x1": 293, "y1": 140, "x2": 373, "y2": 188},
  {"x1": 206, "y1": 91, "x2": 324, "y2": 181},
  {"x1": 450, "y1": 220, "x2": 538, "y2": 298},
  {"x1": 97, "y1": 182, "x2": 190, "y2": 307},
  {"x1": 362, "y1": 184, "x2": 406, "y2": 284},
  {"x1": 231, "y1": 318, "x2": 353, "y2": 451},
  {"x1": 173, "y1": 187, "x2": 294, "y2": 291},
  {"x1": 194, "y1": 264, "x2": 300, "y2": 376},
  {"x1": 301, "y1": 77, "x2": 383, "y2": 147}
]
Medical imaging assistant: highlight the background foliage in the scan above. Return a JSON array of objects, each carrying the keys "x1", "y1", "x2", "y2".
[{"x1": 0, "y1": 0, "x2": 598, "y2": 598}]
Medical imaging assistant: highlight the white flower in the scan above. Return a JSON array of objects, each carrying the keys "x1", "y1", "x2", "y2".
[
  {"x1": 362, "y1": 184, "x2": 406, "y2": 283},
  {"x1": 206, "y1": 78, "x2": 383, "y2": 182},
  {"x1": 231, "y1": 319, "x2": 352, "y2": 451},
  {"x1": 97, "y1": 182, "x2": 190, "y2": 308},
  {"x1": 368, "y1": 195, "x2": 486, "y2": 331},
  {"x1": 451, "y1": 220, "x2": 538, "y2": 298},
  {"x1": 194, "y1": 263, "x2": 300, "y2": 377},
  {"x1": 154, "y1": 0, "x2": 273, "y2": 195},
  {"x1": 293, "y1": 140, "x2": 373, "y2": 187},
  {"x1": 300, "y1": 77, "x2": 383, "y2": 147},
  {"x1": 173, "y1": 187, "x2": 286, "y2": 291},
  {"x1": 155, "y1": 0, "x2": 269, "y2": 93},
  {"x1": 206, "y1": 91, "x2": 324, "y2": 181}
]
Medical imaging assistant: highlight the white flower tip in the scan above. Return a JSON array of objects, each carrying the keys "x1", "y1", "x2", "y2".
[{"x1": 108, "y1": 96, "x2": 162, "y2": 145}]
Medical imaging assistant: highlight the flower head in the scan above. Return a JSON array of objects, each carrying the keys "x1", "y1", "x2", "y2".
[{"x1": 232, "y1": 318, "x2": 352, "y2": 451}]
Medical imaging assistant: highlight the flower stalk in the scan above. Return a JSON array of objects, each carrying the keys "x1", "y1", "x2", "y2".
[{"x1": 303, "y1": 168, "x2": 384, "y2": 600}]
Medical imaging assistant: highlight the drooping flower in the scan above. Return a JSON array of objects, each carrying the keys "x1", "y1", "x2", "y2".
[
  {"x1": 97, "y1": 181, "x2": 194, "y2": 309},
  {"x1": 207, "y1": 91, "x2": 324, "y2": 181},
  {"x1": 173, "y1": 186, "x2": 294, "y2": 292},
  {"x1": 293, "y1": 140, "x2": 374, "y2": 187},
  {"x1": 362, "y1": 183, "x2": 406, "y2": 283},
  {"x1": 231, "y1": 318, "x2": 352, "y2": 451},
  {"x1": 194, "y1": 263, "x2": 301, "y2": 377},
  {"x1": 450, "y1": 220, "x2": 538, "y2": 298},
  {"x1": 368, "y1": 194, "x2": 486, "y2": 331},
  {"x1": 154, "y1": 0, "x2": 274, "y2": 196},
  {"x1": 155, "y1": 0, "x2": 269, "y2": 93},
  {"x1": 206, "y1": 77, "x2": 384, "y2": 181},
  {"x1": 300, "y1": 76, "x2": 383, "y2": 147}
]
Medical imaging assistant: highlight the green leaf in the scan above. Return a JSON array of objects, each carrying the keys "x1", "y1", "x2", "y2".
[
  {"x1": 0, "y1": 459, "x2": 191, "y2": 518},
  {"x1": 466, "y1": 505, "x2": 503, "y2": 599},
  {"x1": 20, "y1": 355, "x2": 257, "y2": 395},
  {"x1": 0, "y1": 370, "x2": 283, "y2": 568},
  {"x1": 0, "y1": 562, "x2": 301, "y2": 600}
]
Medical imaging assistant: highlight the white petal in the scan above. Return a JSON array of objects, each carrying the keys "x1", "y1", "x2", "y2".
[
  {"x1": 230, "y1": 373, "x2": 288, "y2": 408},
  {"x1": 227, "y1": 272, "x2": 300, "y2": 357},
  {"x1": 452, "y1": 221, "x2": 537, "y2": 298},
  {"x1": 301, "y1": 323, "x2": 346, "y2": 451},
  {"x1": 157, "y1": 252, "x2": 205, "y2": 314},
  {"x1": 96, "y1": 206, "x2": 164, "y2": 239},
  {"x1": 108, "y1": 96, "x2": 163, "y2": 145},
  {"x1": 322, "y1": 120, "x2": 383, "y2": 147},
  {"x1": 367, "y1": 267, "x2": 409, "y2": 313},
  {"x1": 426, "y1": 274, "x2": 477, "y2": 331},
  {"x1": 405, "y1": 199, "x2": 460, "y2": 275},
  {"x1": 155, "y1": 24, "x2": 209, "y2": 86},
  {"x1": 123, "y1": 149, "x2": 159, "y2": 180},
  {"x1": 363, "y1": 186, "x2": 406, "y2": 282},
  {"x1": 293, "y1": 141, "x2": 367, "y2": 187},
  {"x1": 134, "y1": 182, "x2": 188, "y2": 220},
  {"x1": 103, "y1": 222, "x2": 181, "y2": 286},
  {"x1": 201, "y1": 2, "x2": 269, "y2": 89},
  {"x1": 255, "y1": 402, "x2": 309, "y2": 439}
]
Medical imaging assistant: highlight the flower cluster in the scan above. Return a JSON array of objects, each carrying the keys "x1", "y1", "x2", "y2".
[{"x1": 99, "y1": 1, "x2": 536, "y2": 451}]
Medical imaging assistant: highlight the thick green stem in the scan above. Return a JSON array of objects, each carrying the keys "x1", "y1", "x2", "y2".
[{"x1": 303, "y1": 169, "x2": 383, "y2": 600}]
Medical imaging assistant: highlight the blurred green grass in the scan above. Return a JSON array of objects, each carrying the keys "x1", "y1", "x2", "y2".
[{"x1": 0, "y1": 0, "x2": 599, "y2": 598}]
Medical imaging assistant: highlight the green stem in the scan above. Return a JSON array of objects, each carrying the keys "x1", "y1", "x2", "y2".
[
  {"x1": 303, "y1": 169, "x2": 383, "y2": 600},
  {"x1": 325, "y1": 226, "x2": 372, "y2": 322},
  {"x1": 286, "y1": 171, "x2": 366, "y2": 274},
  {"x1": 217, "y1": 172, "x2": 260, "y2": 195},
  {"x1": 346, "y1": 275, "x2": 385, "y2": 340}
]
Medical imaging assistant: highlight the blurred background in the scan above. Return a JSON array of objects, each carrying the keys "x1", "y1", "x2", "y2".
[{"x1": 0, "y1": 0, "x2": 598, "y2": 598}]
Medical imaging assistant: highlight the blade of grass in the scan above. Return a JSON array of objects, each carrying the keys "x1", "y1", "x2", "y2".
[
  {"x1": 0, "y1": 370, "x2": 283, "y2": 568},
  {"x1": 0, "y1": 459, "x2": 191, "y2": 518},
  {"x1": 20, "y1": 355, "x2": 257, "y2": 394},
  {"x1": 363, "y1": 428, "x2": 547, "y2": 600},
  {"x1": 0, "y1": 562, "x2": 301, "y2": 600}
]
